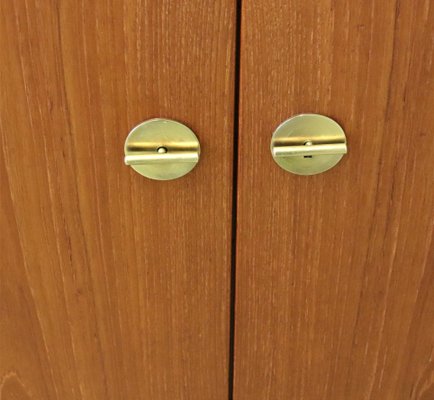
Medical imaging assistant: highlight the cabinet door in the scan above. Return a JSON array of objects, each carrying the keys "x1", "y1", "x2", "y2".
[
  {"x1": 234, "y1": 1, "x2": 434, "y2": 399},
  {"x1": 0, "y1": 1, "x2": 235, "y2": 399}
]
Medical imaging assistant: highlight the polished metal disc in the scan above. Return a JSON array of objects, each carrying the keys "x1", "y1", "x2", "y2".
[
  {"x1": 124, "y1": 118, "x2": 200, "y2": 181},
  {"x1": 270, "y1": 114, "x2": 347, "y2": 175}
]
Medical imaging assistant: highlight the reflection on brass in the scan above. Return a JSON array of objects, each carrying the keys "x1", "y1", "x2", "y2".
[
  {"x1": 124, "y1": 119, "x2": 200, "y2": 180},
  {"x1": 270, "y1": 114, "x2": 348, "y2": 175},
  {"x1": 124, "y1": 152, "x2": 199, "y2": 165}
]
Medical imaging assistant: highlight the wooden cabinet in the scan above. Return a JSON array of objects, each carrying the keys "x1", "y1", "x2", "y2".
[
  {"x1": 1, "y1": 1, "x2": 433, "y2": 399},
  {"x1": 0, "y1": 1, "x2": 235, "y2": 398},
  {"x1": 234, "y1": 2, "x2": 434, "y2": 399}
]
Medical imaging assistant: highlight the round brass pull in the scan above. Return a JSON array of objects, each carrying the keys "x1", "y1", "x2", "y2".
[
  {"x1": 270, "y1": 114, "x2": 348, "y2": 175},
  {"x1": 124, "y1": 118, "x2": 200, "y2": 180}
]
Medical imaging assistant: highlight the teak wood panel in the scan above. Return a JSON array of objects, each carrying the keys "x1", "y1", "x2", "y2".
[
  {"x1": 0, "y1": 1, "x2": 235, "y2": 399},
  {"x1": 234, "y1": 1, "x2": 434, "y2": 399}
]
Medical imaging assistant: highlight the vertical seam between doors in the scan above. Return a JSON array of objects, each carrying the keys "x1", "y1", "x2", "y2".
[{"x1": 228, "y1": 0, "x2": 242, "y2": 399}]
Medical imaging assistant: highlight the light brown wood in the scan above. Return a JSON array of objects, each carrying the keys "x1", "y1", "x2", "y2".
[
  {"x1": 234, "y1": 1, "x2": 434, "y2": 399},
  {"x1": 0, "y1": 1, "x2": 235, "y2": 399}
]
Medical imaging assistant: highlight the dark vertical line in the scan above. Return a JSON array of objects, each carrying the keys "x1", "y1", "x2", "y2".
[{"x1": 228, "y1": 0, "x2": 242, "y2": 399}]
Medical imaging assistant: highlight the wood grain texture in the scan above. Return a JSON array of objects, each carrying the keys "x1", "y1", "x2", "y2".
[
  {"x1": 0, "y1": 1, "x2": 235, "y2": 399},
  {"x1": 234, "y1": 0, "x2": 434, "y2": 399}
]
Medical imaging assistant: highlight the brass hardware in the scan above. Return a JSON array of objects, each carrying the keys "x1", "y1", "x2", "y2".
[
  {"x1": 124, "y1": 152, "x2": 199, "y2": 165},
  {"x1": 124, "y1": 118, "x2": 200, "y2": 180},
  {"x1": 270, "y1": 114, "x2": 347, "y2": 175}
]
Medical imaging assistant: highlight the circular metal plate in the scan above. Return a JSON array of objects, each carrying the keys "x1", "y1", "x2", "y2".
[
  {"x1": 124, "y1": 118, "x2": 200, "y2": 180},
  {"x1": 270, "y1": 114, "x2": 347, "y2": 175}
]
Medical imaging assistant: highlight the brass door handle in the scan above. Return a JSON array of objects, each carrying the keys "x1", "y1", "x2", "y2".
[
  {"x1": 124, "y1": 151, "x2": 199, "y2": 165},
  {"x1": 272, "y1": 142, "x2": 347, "y2": 158},
  {"x1": 124, "y1": 118, "x2": 200, "y2": 180},
  {"x1": 270, "y1": 114, "x2": 348, "y2": 175}
]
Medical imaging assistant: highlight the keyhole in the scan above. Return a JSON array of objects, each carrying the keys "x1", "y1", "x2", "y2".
[{"x1": 304, "y1": 141, "x2": 313, "y2": 158}]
